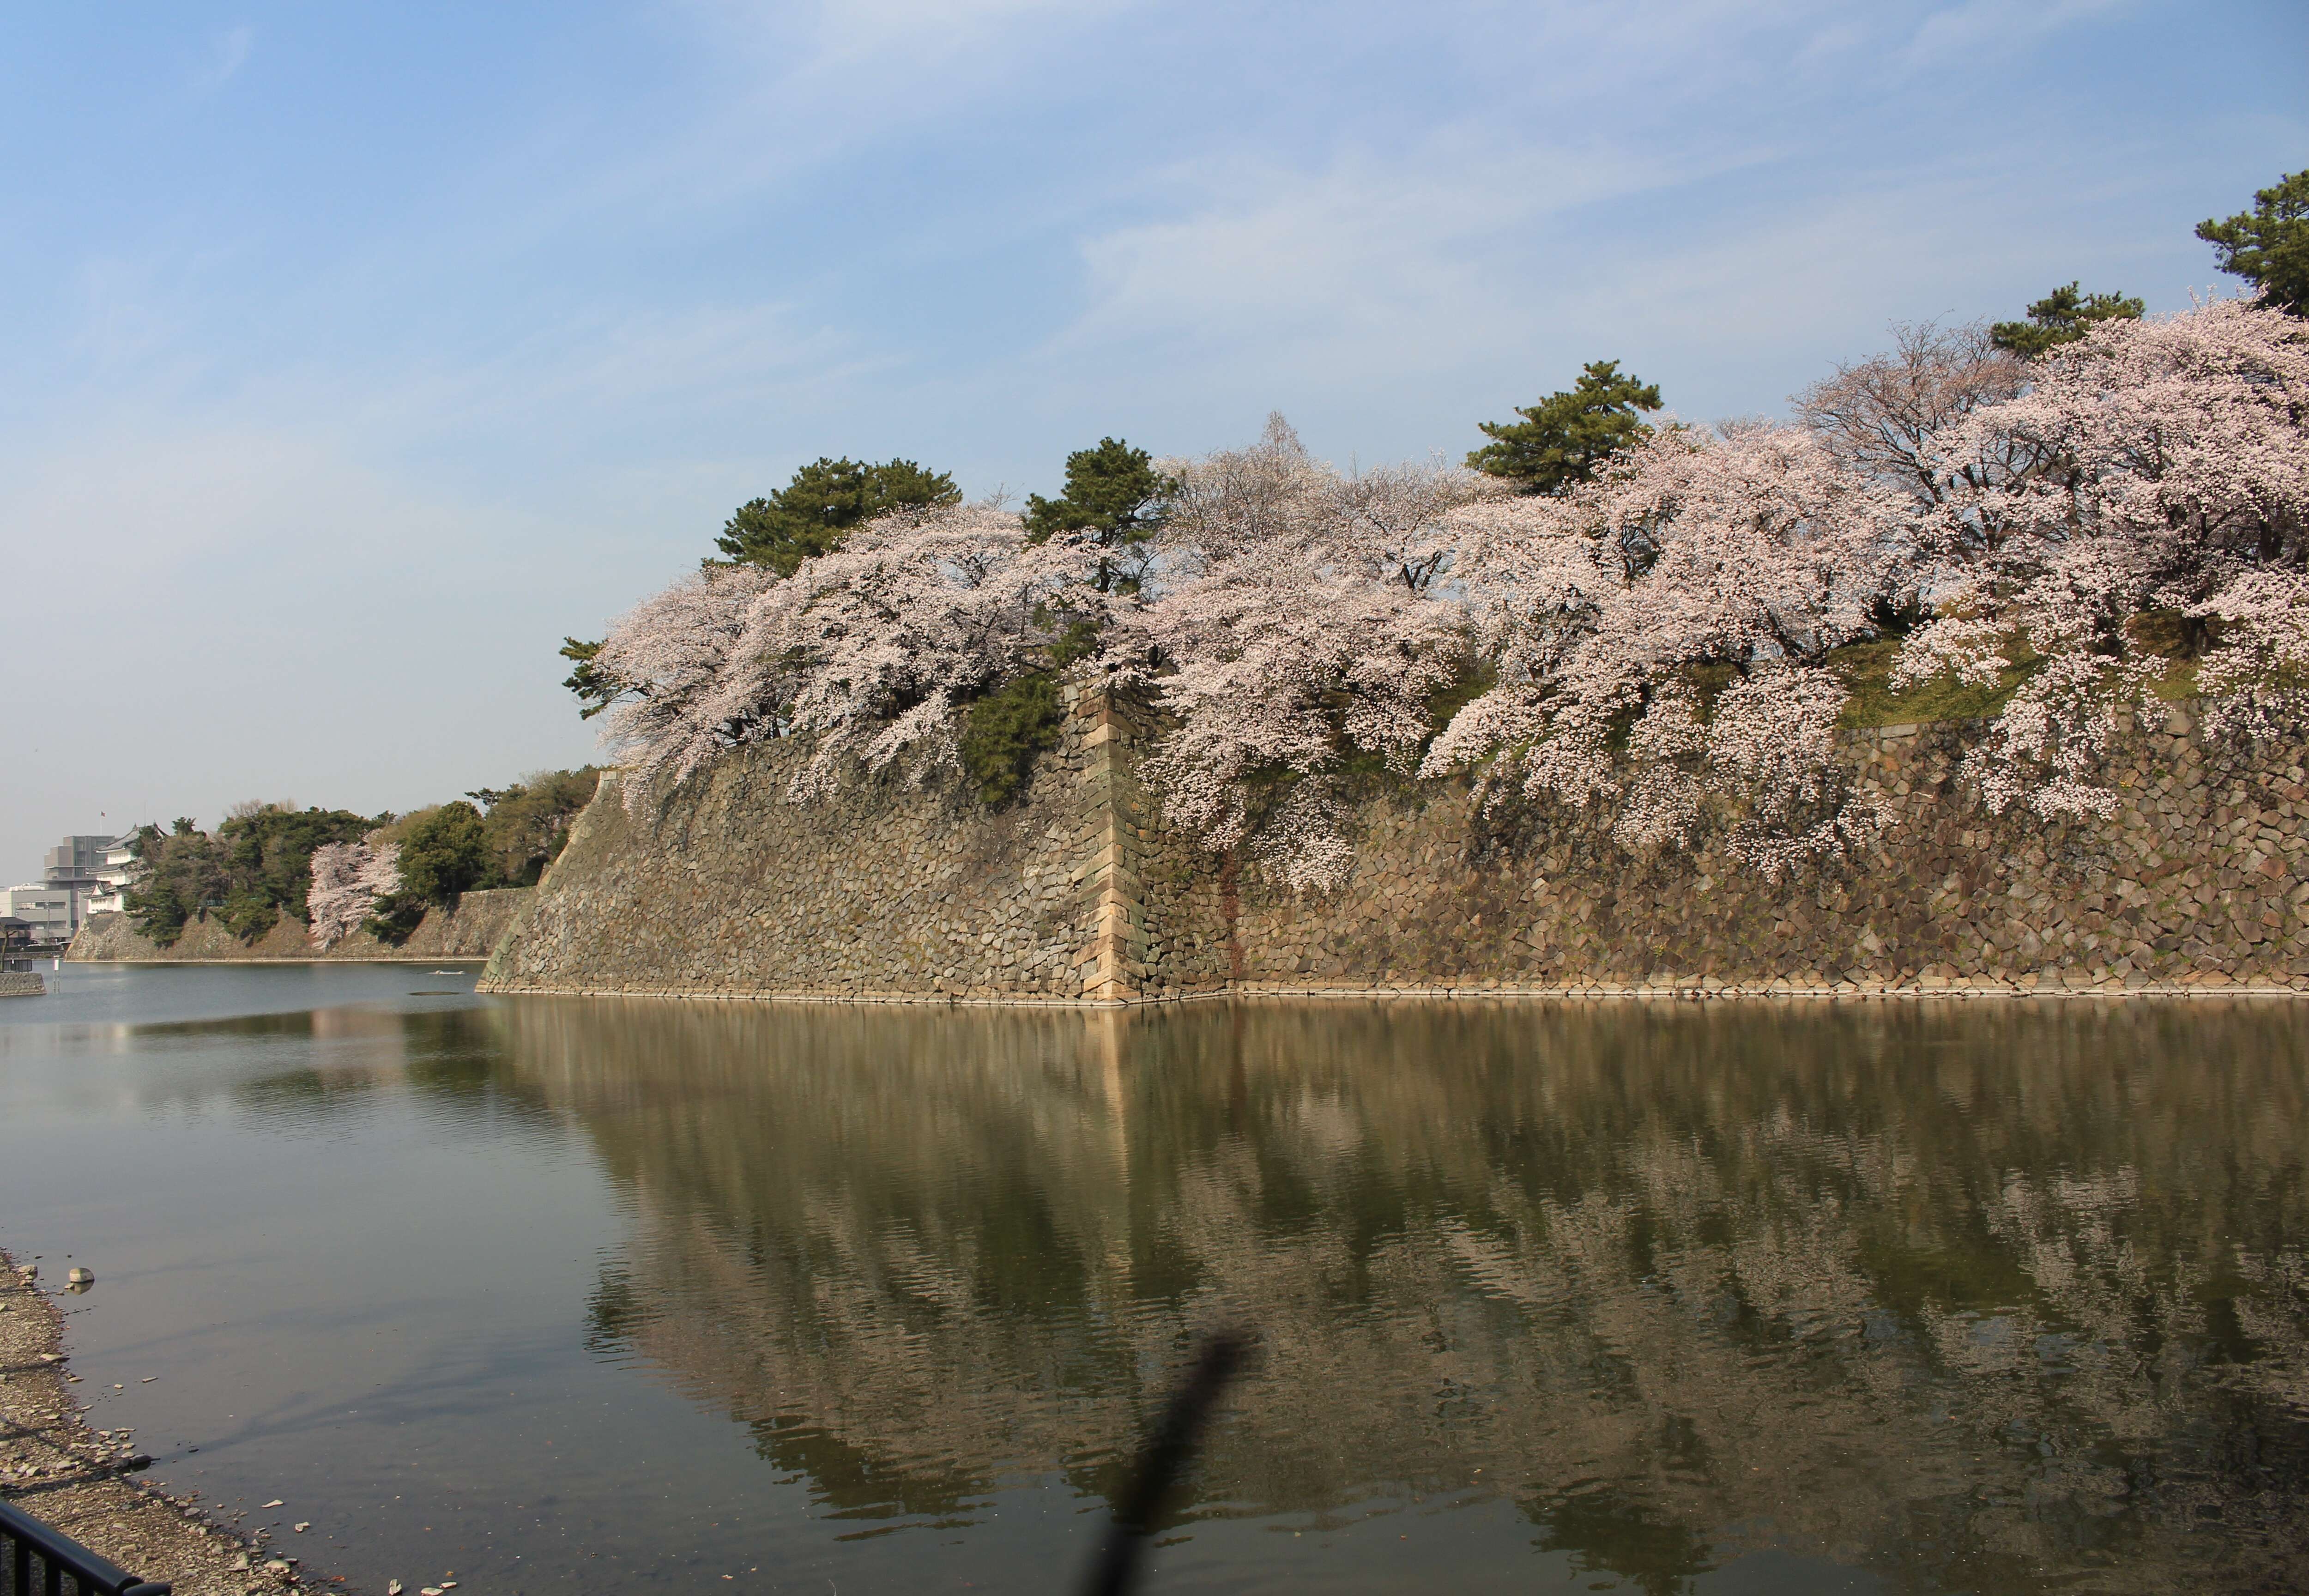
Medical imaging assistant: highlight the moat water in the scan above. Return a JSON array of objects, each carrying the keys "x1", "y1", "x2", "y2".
[{"x1": 3, "y1": 966, "x2": 2305, "y2": 1594}]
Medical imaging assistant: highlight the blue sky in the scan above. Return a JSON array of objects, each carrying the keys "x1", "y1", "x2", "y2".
[{"x1": 2, "y1": 0, "x2": 2301, "y2": 874}]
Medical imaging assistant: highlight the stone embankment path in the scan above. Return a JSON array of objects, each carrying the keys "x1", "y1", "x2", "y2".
[{"x1": 0, "y1": 1252, "x2": 322, "y2": 1596}]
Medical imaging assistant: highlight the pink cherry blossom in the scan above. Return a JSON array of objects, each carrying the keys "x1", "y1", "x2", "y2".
[
  {"x1": 307, "y1": 840, "x2": 400, "y2": 949},
  {"x1": 1897, "y1": 298, "x2": 2309, "y2": 815},
  {"x1": 1117, "y1": 418, "x2": 1486, "y2": 889},
  {"x1": 576, "y1": 301, "x2": 2308, "y2": 887},
  {"x1": 590, "y1": 562, "x2": 783, "y2": 807},
  {"x1": 1424, "y1": 422, "x2": 1913, "y2": 871},
  {"x1": 597, "y1": 505, "x2": 1106, "y2": 809}
]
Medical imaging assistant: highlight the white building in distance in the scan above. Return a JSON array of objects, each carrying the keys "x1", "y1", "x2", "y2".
[
  {"x1": 0, "y1": 883, "x2": 76, "y2": 945},
  {"x1": 6, "y1": 833, "x2": 135, "y2": 944}
]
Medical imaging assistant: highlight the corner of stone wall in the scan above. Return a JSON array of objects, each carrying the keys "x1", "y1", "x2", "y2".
[
  {"x1": 479, "y1": 770, "x2": 624, "y2": 991},
  {"x1": 1067, "y1": 678, "x2": 1148, "y2": 1005}
]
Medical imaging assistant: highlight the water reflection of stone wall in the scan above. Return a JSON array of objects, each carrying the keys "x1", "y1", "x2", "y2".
[
  {"x1": 500, "y1": 998, "x2": 2309, "y2": 1591},
  {"x1": 485, "y1": 697, "x2": 2309, "y2": 1000}
]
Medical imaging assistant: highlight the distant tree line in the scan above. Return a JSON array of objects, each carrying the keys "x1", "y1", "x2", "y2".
[{"x1": 122, "y1": 768, "x2": 598, "y2": 948}]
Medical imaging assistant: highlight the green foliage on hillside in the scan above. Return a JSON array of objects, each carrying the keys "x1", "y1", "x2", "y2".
[
  {"x1": 124, "y1": 804, "x2": 376, "y2": 946},
  {"x1": 2199, "y1": 170, "x2": 2309, "y2": 316},
  {"x1": 1989, "y1": 282, "x2": 2144, "y2": 357},
  {"x1": 466, "y1": 768, "x2": 601, "y2": 885},
  {"x1": 1827, "y1": 610, "x2": 2225, "y2": 731},
  {"x1": 365, "y1": 801, "x2": 490, "y2": 940},
  {"x1": 365, "y1": 772, "x2": 601, "y2": 941},
  {"x1": 1468, "y1": 361, "x2": 1662, "y2": 496},
  {"x1": 396, "y1": 802, "x2": 491, "y2": 901},
  {"x1": 1828, "y1": 639, "x2": 2032, "y2": 728}
]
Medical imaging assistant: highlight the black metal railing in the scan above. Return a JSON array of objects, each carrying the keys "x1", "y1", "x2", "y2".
[{"x1": 0, "y1": 1500, "x2": 170, "y2": 1596}]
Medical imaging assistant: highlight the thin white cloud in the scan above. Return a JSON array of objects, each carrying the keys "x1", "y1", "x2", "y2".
[
  {"x1": 1048, "y1": 132, "x2": 1764, "y2": 379},
  {"x1": 507, "y1": 0, "x2": 1141, "y2": 235},
  {"x1": 190, "y1": 24, "x2": 253, "y2": 94},
  {"x1": 371, "y1": 300, "x2": 857, "y2": 440},
  {"x1": 1904, "y1": 0, "x2": 2125, "y2": 66}
]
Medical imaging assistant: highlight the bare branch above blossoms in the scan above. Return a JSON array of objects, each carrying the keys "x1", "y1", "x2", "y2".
[{"x1": 1793, "y1": 320, "x2": 2043, "y2": 563}]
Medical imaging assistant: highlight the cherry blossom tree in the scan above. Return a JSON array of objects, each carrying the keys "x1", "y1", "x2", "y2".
[
  {"x1": 307, "y1": 840, "x2": 400, "y2": 949},
  {"x1": 573, "y1": 302, "x2": 2309, "y2": 890},
  {"x1": 597, "y1": 504, "x2": 1108, "y2": 809},
  {"x1": 743, "y1": 504, "x2": 1108, "y2": 801},
  {"x1": 1893, "y1": 298, "x2": 2309, "y2": 816},
  {"x1": 590, "y1": 561, "x2": 784, "y2": 806},
  {"x1": 1118, "y1": 418, "x2": 1487, "y2": 889},
  {"x1": 1423, "y1": 422, "x2": 1916, "y2": 871},
  {"x1": 2192, "y1": 569, "x2": 2309, "y2": 739}
]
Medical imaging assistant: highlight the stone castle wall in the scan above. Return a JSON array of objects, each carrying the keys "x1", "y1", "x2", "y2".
[
  {"x1": 481, "y1": 687, "x2": 1142, "y2": 1002},
  {"x1": 67, "y1": 887, "x2": 532, "y2": 964},
  {"x1": 1138, "y1": 710, "x2": 2309, "y2": 997},
  {"x1": 482, "y1": 690, "x2": 2309, "y2": 1003}
]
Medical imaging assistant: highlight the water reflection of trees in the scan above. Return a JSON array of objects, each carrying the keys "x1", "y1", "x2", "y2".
[
  {"x1": 97, "y1": 1006, "x2": 560, "y2": 1137},
  {"x1": 501, "y1": 997, "x2": 2309, "y2": 1591}
]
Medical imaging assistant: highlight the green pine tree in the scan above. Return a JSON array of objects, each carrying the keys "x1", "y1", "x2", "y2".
[
  {"x1": 2197, "y1": 170, "x2": 2309, "y2": 317},
  {"x1": 714, "y1": 457, "x2": 961, "y2": 574},
  {"x1": 558, "y1": 637, "x2": 625, "y2": 720},
  {"x1": 1989, "y1": 282, "x2": 2144, "y2": 357},
  {"x1": 365, "y1": 801, "x2": 493, "y2": 943},
  {"x1": 1468, "y1": 362, "x2": 1663, "y2": 495},
  {"x1": 1022, "y1": 437, "x2": 1176, "y2": 592}
]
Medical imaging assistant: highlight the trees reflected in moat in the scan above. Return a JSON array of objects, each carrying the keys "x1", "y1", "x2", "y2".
[
  {"x1": 116, "y1": 1002, "x2": 564, "y2": 1137},
  {"x1": 496, "y1": 997, "x2": 2309, "y2": 1592}
]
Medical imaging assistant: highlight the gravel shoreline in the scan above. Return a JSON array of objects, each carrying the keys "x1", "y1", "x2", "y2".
[{"x1": 0, "y1": 1250, "x2": 322, "y2": 1596}]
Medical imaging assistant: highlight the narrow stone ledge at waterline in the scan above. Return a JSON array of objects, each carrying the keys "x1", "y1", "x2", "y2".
[{"x1": 479, "y1": 689, "x2": 2309, "y2": 1005}]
